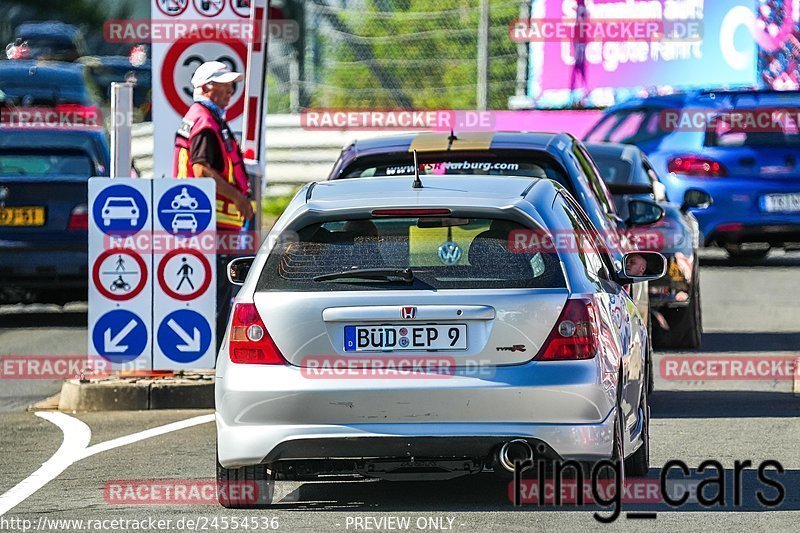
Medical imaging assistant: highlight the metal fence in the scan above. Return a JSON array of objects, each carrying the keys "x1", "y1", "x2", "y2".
[{"x1": 268, "y1": 0, "x2": 527, "y2": 113}]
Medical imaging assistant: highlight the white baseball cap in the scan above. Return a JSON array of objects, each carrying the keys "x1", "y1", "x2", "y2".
[{"x1": 191, "y1": 61, "x2": 243, "y2": 88}]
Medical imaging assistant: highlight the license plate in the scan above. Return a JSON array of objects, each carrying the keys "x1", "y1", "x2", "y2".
[
  {"x1": 0, "y1": 206, "x2": 45, "y2": 226},
  {"x1": 761, "y1": 193, "x2": 800, "y2": 213},
  {"x1": 344, "y1": 324, "x2": 467, "y2": 352}
]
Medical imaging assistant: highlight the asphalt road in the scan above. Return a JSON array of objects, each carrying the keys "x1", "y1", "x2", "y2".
[{"x1": 1, "y1": 249, "x2": 799, "y2": 532}]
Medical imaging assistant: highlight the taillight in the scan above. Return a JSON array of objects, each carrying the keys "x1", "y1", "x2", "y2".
[
  {"x1": 667, "y1": 156, "x2": 727, "y2": 177},
  {"x1": 535, "y1": 298, "x2": 599, "y2": 361},
  {"x1": 68, "y1": 204, "x2": 88, "y2": 230},
  {"x1": 229, "y1": 303, "x2": 287, "y2": 365}
]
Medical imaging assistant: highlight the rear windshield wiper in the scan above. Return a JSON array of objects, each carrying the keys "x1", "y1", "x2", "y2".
[{"x1": 313, "y1": 268, "x2": 414, "y2": 283}]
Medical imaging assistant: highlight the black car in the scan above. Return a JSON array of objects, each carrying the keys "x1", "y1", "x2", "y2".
[
  {"x1": 0, "y1": 61, "x2": 102, "y2": 126},
  {"x1": 0, "y1": 127, "x2": 109, "y2": 304},
  {"x1": 78, "y1": 56, "x2": 152, "y2": 122},
  {"x1": 327, "y1": 131, "x2": 667, "y2": 390},
  {"x1": 585, "y1": 142, "x2": 703, "y2": 349},
  {"x1": 13, "y1": 21, "x2": 88, "y2": 62}
]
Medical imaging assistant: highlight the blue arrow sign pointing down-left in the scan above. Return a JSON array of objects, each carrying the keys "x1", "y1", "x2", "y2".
[{"x1": 93, "y1": 310, "x2": 148, "y2": 363}]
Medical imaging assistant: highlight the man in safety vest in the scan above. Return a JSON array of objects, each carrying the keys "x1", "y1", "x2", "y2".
[{"x1": 173, "y1": 61, "x2": 255, "y2": 350}]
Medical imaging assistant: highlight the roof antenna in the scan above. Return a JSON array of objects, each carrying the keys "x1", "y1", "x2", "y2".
[
  {"x1": 412, "y1": 150, "x2": 423, "y2": 189},
  {"x1": 447, "y1": 129, "x2": 458, "y2": 143}
]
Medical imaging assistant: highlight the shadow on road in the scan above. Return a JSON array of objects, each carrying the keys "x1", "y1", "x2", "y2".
[
  {"x1": 697, "y1": 332, "x2": 800, "y2": 353},
  {"x1": 273, "y1": 468, "x2": 800, "y2": 512},
  {"x1": 0, "y1": 311, "x2": 87, "y2": 329},
  {"x1": 700, "y1": 254, "x2": 800, "y2": 268},
  {"x1": 650, "y1": 390, "x2": 800, "y2": 419}
]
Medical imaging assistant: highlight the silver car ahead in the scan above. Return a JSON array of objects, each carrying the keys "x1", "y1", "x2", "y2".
[{"x1": 215, "y1": 175, "x2": 665, "y2": 507}]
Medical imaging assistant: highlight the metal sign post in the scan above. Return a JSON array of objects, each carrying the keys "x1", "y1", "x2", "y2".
[
  {"x1": 110, "y1": 82, "x2": 134, "y2": 179},
  {"x1": 242, "y1": 0, "x2": 270, "y2": 233}
]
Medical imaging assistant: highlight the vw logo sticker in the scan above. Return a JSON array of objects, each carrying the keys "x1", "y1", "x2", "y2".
[{"x1": 438, "y1": 241, "x2": 463, "y2": 265}]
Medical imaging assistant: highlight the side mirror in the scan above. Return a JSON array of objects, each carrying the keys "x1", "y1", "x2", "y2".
[
  {"x1": 681, "y1": 189, "x2": 713, "y2": 213},
  {"x1": 626, "y1": 199, "x2": 665, "y2": 227},
  {"x1": 616, "y1": 251, "x2": 667, "y2": 284},
  {"x1": 227, "y1": 256, "x2": 255, "y2": 286}
]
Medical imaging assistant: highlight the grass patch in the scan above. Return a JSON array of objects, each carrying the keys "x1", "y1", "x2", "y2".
[{"x1": 262, "y1": 194, "x2": 295, "y2": 217}]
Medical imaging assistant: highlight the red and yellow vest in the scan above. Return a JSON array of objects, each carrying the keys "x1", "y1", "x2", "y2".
[{"x1": 173, "y1": 102, "x2": 251, "y2": 231}]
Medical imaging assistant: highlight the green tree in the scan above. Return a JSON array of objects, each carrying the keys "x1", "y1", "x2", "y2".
[{"x1": 312, "y1": 0, "x2": 519, "y2": 109}]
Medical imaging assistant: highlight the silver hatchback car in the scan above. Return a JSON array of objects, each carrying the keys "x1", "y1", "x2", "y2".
[{"x1": 215, "y1": 175, "x2": 665, "y2": 507}]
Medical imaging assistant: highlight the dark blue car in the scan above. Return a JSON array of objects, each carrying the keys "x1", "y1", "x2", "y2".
[
  {"x1": 585, "y1": 142, "x2": 702, "y2": 349},
  {"x1": 0, "y1": 127, "x2": 109, "y2": 304},
  {"x1": 327, "y1": 131, "x2": 667, "y2": 390},
  {"x1": 585, "y1": 90, "x2": 800, "y2": 259}
]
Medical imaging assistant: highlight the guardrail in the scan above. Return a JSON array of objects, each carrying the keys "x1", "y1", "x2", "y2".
[{"x1": 131, "y1": 115, "x2": 420, "y2": 194}]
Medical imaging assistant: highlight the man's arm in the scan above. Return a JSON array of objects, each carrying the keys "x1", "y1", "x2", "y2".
[{"x1": 192, "y1": 163, "x2": 254, "y2": 219}]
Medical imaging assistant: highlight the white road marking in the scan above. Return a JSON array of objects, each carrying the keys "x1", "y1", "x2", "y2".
[
  {"x1": 82, "y1": 413, "x2": 214, "y2": 458},
  {"x1": 0, "y1": 412, "x2": 214, "y2": 517}
]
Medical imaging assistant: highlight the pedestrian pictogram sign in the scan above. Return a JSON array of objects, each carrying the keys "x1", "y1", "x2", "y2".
[
  {"x1": 89, "y1": 179, "x2": 152, "y2": 371},
  {"x1": 153, "y1": 178, "x2": 216, "y2": 369},
  {"x1": 158, "y1": 248, "x2": 212, "y2": 301},
  {"x1": 92, "y1": 249, "x2": 148, "y2": 301},
  {"x1": 89, "y1": 177, "x2": 216, "y2": 370}
]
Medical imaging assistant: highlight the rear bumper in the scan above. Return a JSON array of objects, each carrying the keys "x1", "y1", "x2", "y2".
[
  {"x1": 215, "y1": 359, "x2": 617, "y2": 468},
  {"x1": 661, "y1": 173, "x2": 800, "y2": 246},
  {"x1": 0, "y1": 242, "x2": 86, "y2": 289},
  {"x1": 705, "y1": 223, "x2": 800, "y2": 248}
]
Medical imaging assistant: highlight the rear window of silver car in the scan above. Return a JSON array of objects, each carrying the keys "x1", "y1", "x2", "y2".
[{"x1": 256, "y1": 217, "x2": 567, "y2": 291}]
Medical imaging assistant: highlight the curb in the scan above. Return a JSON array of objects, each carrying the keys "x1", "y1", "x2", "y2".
[{"x1": 58, "y1": 372, "x2": 214, "y2": 411}]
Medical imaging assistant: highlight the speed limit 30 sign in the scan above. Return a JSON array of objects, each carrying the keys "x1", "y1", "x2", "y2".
[{"x1": 151, "y1": 0, "x2": 256, "y2": 177}]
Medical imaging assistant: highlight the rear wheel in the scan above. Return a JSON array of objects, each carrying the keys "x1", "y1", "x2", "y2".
[
  {"x1": 624, "y1": 385, "x2": 650, "y2": 478},
  {"x1": 597, "y1": 404, "x2": 626, "y2": 482},
  {"x1": 217, "y1": 461, "x2": 275, "y2": 508}
]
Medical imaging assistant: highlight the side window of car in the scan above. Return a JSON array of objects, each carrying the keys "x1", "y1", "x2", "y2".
[
  {"x1": 557, "y1": 192, "x2": 611, "y2": 282},
  {"x1": 572, "y1": 143, "x2": 617, "y2": 217}
]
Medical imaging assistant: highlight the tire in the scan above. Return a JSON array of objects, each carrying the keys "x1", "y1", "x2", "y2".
[
  {"x1": 724, "y1": 244, "x2": 770, "y2": 260},
  {"x1": 624, "y1": 385, "x2": 650, "y2": 478},
  {"x1": 217, "y1": 460, "x2": 275, "y2": 508},
  {"x1": 597, "y1": 403, "x2": 626, "y2": 483}
]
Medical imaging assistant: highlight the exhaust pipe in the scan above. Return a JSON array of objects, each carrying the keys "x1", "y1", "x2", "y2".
[{"x1": 497, "y1": 439, "x2": 534, "y2": 473}]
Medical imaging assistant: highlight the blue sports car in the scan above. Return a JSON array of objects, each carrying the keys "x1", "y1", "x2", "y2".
[{"x1": 585, "y1": 90, "x2": 800, "y2": 259}]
